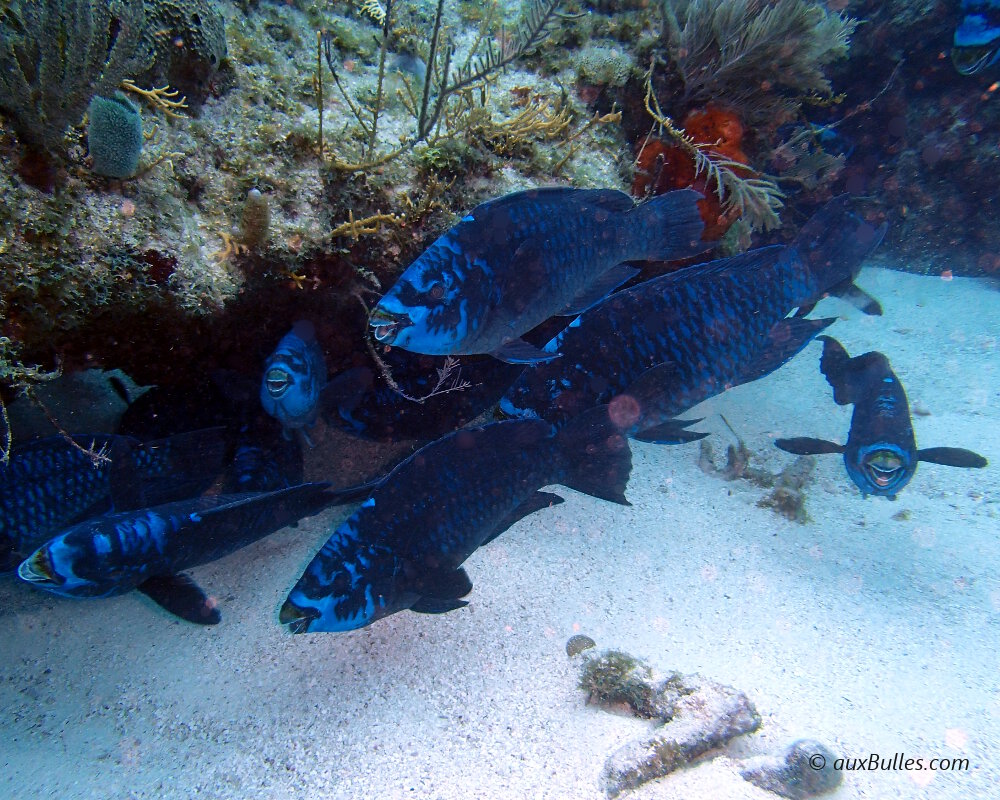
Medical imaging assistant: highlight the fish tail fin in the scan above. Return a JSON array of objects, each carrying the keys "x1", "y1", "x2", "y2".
[
  {"x1": 793, "y1": 196, "x2": 886, "y2": 305},
  {"x1": 631, "y1": 188, "x2": 708, "y2": 261},
  {"x1": 817, "y1": 335, "x2": 856, "y2": 405},
  {"x1": 555, "y1": 406, "x2": 632, "y2": 505}
]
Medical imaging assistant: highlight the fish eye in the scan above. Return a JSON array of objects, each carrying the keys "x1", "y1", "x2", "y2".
[
  {"x1": 265, "y1": 368, "x2": 292, "y2": 397},
  {"x1": 428, "y1": 283, "x2": 445, "y2": 300}
]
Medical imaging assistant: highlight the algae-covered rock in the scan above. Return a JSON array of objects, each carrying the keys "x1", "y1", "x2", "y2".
[
  {"x1": 580, "y1": 650, "x2": 663, "y2": 719},
  {"x1": 600, "y1": 671, "x2": 762, "y2": 797},
  {"x1": 141, "y1": 0, "x2": 228, "y2": 100},
  {"x1": 578, "y1": 649, "x2": 762, "y2": 797},
  {"x1": 740, "y1": 739, "x2": 843, "y2": 799}
]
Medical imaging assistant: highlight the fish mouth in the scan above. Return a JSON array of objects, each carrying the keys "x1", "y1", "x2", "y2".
[
  {"x1": 864, "y1": 449, "x2": 905, "y2": 489},
  {"x1": 18, "y1": 549, "x2": 59, "y2": 586},
  {"x1": 369, "y1": 309, "x2": 411, "y2": 343},
  {"x1": 279, "y1": 598, "x2": 318, "y2": 634},
  {"x1": 952, "y1": 45, "x2": 999, "y2": 75},
  {"x1": 264, "y1": 367, "x2": 293, "y2": 398}
]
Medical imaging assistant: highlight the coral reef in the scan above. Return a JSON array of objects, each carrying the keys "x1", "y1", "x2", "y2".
[
  {"x1": 0, "y1": 0, "x2": 636, "y2": 440},
  {"x1": 138, "y1": 0, "x2": 228, "y2": 103},
  {"x1": 1, "y1": 0, "x2": 996, "y2": 442},
  {"x1": 659, "y1": 0, "x2": 856, "y2": 127},
  {"x1": 0, "y1": 0, "x2": 152, "y2": 164}
]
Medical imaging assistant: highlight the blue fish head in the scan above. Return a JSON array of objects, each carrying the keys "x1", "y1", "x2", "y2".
[
  {"x1": 371, "y1": 231, "x2": 497, "y2": 356},
  {"x1": 953, "y1": 2, "x2": 1000, "y2": 74},
  {"x1": 260, "y1": 322, "x2": 327, "y2": 431},
  {"x1": 370, "y1": 276, "x2": 472, "y2": 355},
  {"x1": 845, "y1": 442, "x2": 916, "y2": 500},
  {"x1": 17, "y1": 535, "x2": 125, "y2": 599},
  {"x1": 280, "y1": 513, "x2": 414, "y2": 633}
]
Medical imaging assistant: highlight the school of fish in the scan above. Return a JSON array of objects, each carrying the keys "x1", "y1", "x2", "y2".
[{"x1": 2, "y1": 187, "x2": 989, "y2": 630}]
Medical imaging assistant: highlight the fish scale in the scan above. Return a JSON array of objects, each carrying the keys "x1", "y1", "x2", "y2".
[
  {"x1": 508, "y1": 247, "x2": 807, "y2": 427},
  {"x1": 1, "y1": 436, "x2": 129, "y2": 568},
  {"x1": 1, "y1": 429, "x2": 227, "y2": 570}
]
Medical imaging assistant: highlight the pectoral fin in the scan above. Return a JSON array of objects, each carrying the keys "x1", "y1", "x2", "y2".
[
  {"x1": 917, "y1": 447, "x2": 988, "y2": 468},
  {"x1": 410, "y1": 567, "x2": 474, "y2": 615},
  {"x1": 138, "y1": 573, "x2": 221, "y2": 625},
  {"x1": 492, "y1": 339, "x2": 561, "y2": 364},
  {"x1": 775, "y1": 437, "x2": 845, "y2": 455},
  {"x1": 411, "y1": 597, "x2": 470, "y2": 614},
  {"x1": 482, "y1": 491, "x2": 564, "y2": 546},
  {"x1": 559, "y1": 264, "x2": 641, "y2": 316},
  {"x1": 633, "y1": 419, "x2": 708, "y2": 445}
]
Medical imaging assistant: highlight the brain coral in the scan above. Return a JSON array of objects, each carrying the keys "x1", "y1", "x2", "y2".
[{"x1": 575, "y1": 43, "x2": 636, "y2": 88}]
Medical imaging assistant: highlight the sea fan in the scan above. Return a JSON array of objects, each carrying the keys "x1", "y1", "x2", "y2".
[{"x1": 661, "y1": 0, "x2": 856, "y2": 125}]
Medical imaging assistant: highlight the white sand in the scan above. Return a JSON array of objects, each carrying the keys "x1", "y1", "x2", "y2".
[{"x1": 2, "y1": 266, "x2": 998, "y2": 800}]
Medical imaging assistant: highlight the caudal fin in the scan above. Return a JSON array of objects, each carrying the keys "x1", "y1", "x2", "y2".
[
  {"x1": 793, "y1": 196, "x2": 886, "y2": 305},
  {"x1": 631, "y1": 188, "x2": 711, "y2": 262},
  {"x1": 554, "y1": 406, "x2": 632, "y2": 505},
  {"x1": 817, "y1": 335, "x2": 854, "y2": 404}
]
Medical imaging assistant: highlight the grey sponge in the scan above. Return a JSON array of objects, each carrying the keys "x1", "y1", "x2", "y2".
[{"x1": 87, "y1": 92, "x2": 144, "y2": 178}]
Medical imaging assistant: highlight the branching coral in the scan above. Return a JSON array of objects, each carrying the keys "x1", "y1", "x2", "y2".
[{"x1": 320, "y1": 0, "x2": 567, "y2": 171}]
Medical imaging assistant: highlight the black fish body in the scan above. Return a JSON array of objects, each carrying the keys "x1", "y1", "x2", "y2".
[
  {"x1": 776, "y1": 337, "x2": 988, "y2": 499},
  {"x1": 0, "y1": 429, "x2": 226, "y2": 572},
  {"x1": 501, "y1": 197, "x2": 885, "y2": 433},
  {"x1": 370, "y1": 188, "x2": 708, "y2": 363},
  {"x1": 280, "y1": 406, "x2": 632, "y2": 632},
  {"x1": 17, "y1": 483, "x2": 336, "y2": 623}
]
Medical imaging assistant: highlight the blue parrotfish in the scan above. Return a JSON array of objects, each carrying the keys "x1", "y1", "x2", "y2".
[
  {"x1": 16, "y1": 482, "x2": 360, "y2": 624},
  {"x1": 369, "y1": 187, "x2": 709, "y2": 364},
  {"x1": 775, "y1": 337, "x2": 987, "y2": 499},
  {"x1": 953, "y1": 0, "x2": 1000, "y2": 74},
  {"x1": 499, "y1": 197, "x2": 886, "y2": 434},
  {"x1": 260, "y1": 321, "x2": 327, "y2": 445},
  {"x1": 0, "y1": 429, "x2": 226, "y2": 573},
  {"x1": 279, "y1": 405, "x2": 633, "y2": 633}
]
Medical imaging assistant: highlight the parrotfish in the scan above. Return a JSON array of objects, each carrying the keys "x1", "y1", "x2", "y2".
[
  {"x1": 500, "y1": 197, "x2": 886, "y2": 433},
  {"x1": 500, "y1": 197, "x2": 885, "y2": 440},
  {"x1": 0, "y1": 429, "x2": 226, "y2": 572},
  {"x1": 260, "y1": 321, "x2": 327, "y2": 445},
  {"x1": 952, "y1": 0, "x2": 1000, "y2": 74},
  {"x1": 775, "y1": 337, "x2": 987, "y2": 499},
  {"x1": 369, "y1": 187, "x2": 708, "y2": 364},
  {"x1": 279, "y1": 405, "x2": 633, "y2": 633},
  {"x1": 17, "y1": 482, "x2": 358, "y2": 624}
]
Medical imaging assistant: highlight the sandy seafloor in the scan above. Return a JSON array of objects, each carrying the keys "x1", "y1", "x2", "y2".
[{"x1": 2, "y1": 263, "x2": 999, "y2": 800}]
